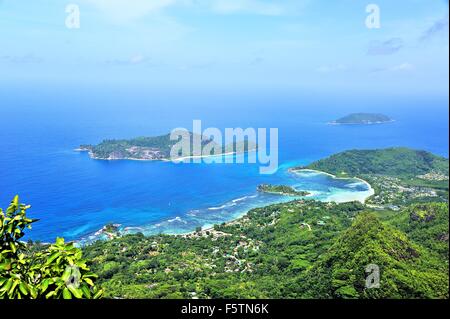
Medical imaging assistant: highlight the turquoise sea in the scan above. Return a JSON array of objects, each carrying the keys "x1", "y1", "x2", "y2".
[{"x1": 0, "y1": 87, "x2": 448, "y2": 242}]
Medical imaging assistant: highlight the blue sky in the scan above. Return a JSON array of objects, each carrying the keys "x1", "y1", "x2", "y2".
[{"x1": 0, "y1": 0, "x2": 448, "y2": 95}]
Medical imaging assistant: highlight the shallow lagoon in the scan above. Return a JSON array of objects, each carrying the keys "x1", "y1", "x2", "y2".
[{"x1": 78, "y1": 166, "x2": 374, "y2": 244}]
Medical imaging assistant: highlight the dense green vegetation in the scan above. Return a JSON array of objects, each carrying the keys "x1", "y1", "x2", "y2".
[
  {"x1": 302, "y1": 212, "x2": 448, "y2": 298},
  {"x1": 303, "y1": 148, "x2": 449, "y2": 208},
  {"x1": 330, "y1": 113, "x2": 392, "y2": 124},
  {"x1": 387, "y1": 203, "x2": 449, "y2": 259},
  {"x1": 80, "y1": 134, "x2": 179, "y2": 159},
  {"x1": 304, "y1": 147, "x2": 448, "y2": 179},
  {"x1": 82, "y1": 200, "x2": 363, "y2": 298},
  {"x1": 80, "y1": 133, "x2": 257, "y2": 160},
  {"x1": 0, "y1": 196, "x2": 102, "y2": 299},
  {"x1": 257, "y1": 184, "x2": 309, "y2": 196},
  {"x1": 83, "y1": 200, "x2": 448, "y2": 299}
]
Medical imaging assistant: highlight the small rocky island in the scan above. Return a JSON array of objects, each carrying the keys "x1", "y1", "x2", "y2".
[
  {"x1": 257, "y1": 184, "x2": 309, "y2": 196},
  {"x1": 77, "y1": 132, "x2": 257, "y2": 161},
  {"x1": 95, "y1": 223, "x2": 121, "y2": 240},
  {"x1": 329, "y1": 113, "x2": 393, "y2": 125}
]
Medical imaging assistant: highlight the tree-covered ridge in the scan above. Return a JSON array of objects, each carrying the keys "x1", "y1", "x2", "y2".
[
  {"x1": 305, "y1": 147, "x2": 449, "y2": 179},
  {"x1": 302, "y1": 212, "x2": 448, "y2": 299},
  {"x1": 79, "y1": 133, "x2": 257, "y2": 160},
  {"x1": 330, "y1": 113, "x2": 392, "y2": 125},
  {"x1": 387, "y1": 203, "x2": 449, "y2": 259}
]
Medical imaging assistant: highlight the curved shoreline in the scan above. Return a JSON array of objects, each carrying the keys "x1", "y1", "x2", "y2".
[
  {"x1": 75, "y1": 148, "x2": 256, "y2": 162},
  {"x1": 179, "y1": 168, "x2": 375, "y2": 237},
  {"x1": 291, "y1": 168, "x2": 374, "y2": 197},
  {"x1": 78, "y1": 167, "x2": 375, "y2": 245}
]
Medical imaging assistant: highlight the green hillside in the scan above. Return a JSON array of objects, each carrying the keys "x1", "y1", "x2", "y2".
[
  {"x1": 306, "y1": 147, "x2": 449, "y2": 179},
  {"x1": 301, "y1": 213, "x2": 449, "y2": 299},
  {"x1": 387, "y1": 203, "x2": 449, "y2": 259}
]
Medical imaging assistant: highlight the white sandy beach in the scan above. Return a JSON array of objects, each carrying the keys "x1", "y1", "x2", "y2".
[{"x1": 291, "y1": 168, "x2": 375, "y2": 203}]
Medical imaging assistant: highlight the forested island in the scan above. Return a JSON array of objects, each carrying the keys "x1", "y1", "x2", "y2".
[
  {"x1": 77, "y1": 133, "x2": 257, "y2": 161},
  {"x1": 329, "y1": 113, "x2": 393, "y2": 125},
  {"x1": 3, "y1": 147, "x2": 448, "y2": 299},
  {"x1": 257, "y1": 184, "x2": 309, "y2": 196}
]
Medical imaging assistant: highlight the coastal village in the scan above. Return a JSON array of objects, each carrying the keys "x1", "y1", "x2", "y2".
[{"x1": 365, "y1": 174, "x2": 448, "y2": 207}]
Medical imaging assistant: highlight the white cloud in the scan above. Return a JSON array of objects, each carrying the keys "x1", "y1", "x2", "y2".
[
  {"x1": 83, "y1": 0, "x2": 307, "y2": 21},
  {"x1": 0, "y1": 54, "x2": 43, "y2": 64},
  {"x1": 390, "y1": 62, "x2": 414, "y2": 72},
  {"x1": 420, "y1": 14, "x2": 449, "y2": 42},
  {"x1": 106, "y1": 53, "x2": 150, "y2": 66},
  {"x1": 316, "y1": 64, "x2": 347, "y2": 73},
  {"x1": 367, "y1": 38, "x2": 404, "y2": 56},
  {"x1": 84, "y1": 0, "x2": 176, "y2": 22},
  {"x1": 211, "y1": 0, "x2": 285, "y2": 16},
  {"x1": 371, "y1": 62, "x2": 415, "y2": 73},
  {"x1": 129, "y1": 54, "x2": 146, "y2": 64}
]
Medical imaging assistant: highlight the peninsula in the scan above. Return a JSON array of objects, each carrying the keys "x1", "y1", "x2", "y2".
[{"x1": 296, "y1": 147, "x2": 449, "y2": 207}]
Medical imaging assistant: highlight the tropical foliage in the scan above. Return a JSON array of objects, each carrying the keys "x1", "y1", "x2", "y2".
[
  {"x1": 302, "y1": 212, "x2": 448, "y2": 298},
  {"x1": 0, "y1": 196, "x2": 102, "y2": 299},
  {"x1": 387, "y1": 202, "x2": 449, "y2": 259}
]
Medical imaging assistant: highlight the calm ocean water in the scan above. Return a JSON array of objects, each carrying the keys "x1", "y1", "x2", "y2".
[{"x1": 0, "y1": 88, "x2": 448, "y2": 242}]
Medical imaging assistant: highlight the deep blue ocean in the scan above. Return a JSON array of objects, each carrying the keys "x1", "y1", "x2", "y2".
[{"x1": 0, "y1": 87, "x2": 448, "y2": 242}]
